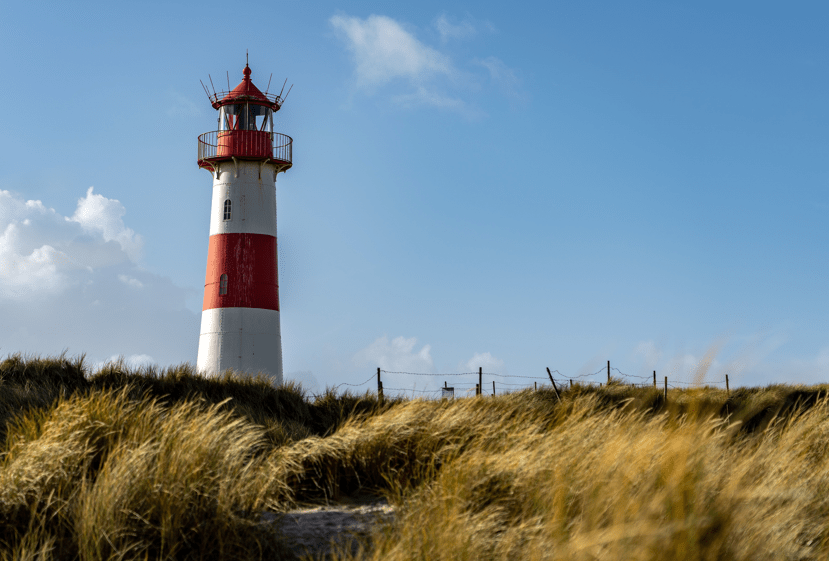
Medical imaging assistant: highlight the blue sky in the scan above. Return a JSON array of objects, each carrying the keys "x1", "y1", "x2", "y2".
[{"x1": 1, "y1": 1, "x2": 828, "y2": 393}]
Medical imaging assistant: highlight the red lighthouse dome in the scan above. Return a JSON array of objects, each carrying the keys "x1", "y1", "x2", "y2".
[{"x1": 197, "y1": 64, "x2": 292, "y2": 173}]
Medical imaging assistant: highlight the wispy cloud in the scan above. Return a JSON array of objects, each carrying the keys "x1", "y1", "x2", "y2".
[
  {"x1": 433, "y1": 14, "x2": 480, "y2": 42},
  {"x1": 329, "y1": 12, "x2": 519, "y2": 116},
  {"x1": 330, "y1": 14, "x2": 454, "y2": 91},
  {"x1": 353, "y1": 335, "x2": 434, "y2": 373},
  {"x1": 353, "y1": 335, "x2": 437, "y2": 394},
  {"x1": 118, "y1": 274, "x2": 144, "y2": 289},
  {"x1": 462, "y1": 352, "x2": 505, "y2": 373},
  {"x1": 628, "y1": 331, "x2": 798, "y2": 387},
  {"x1": 475, "y1": 56, "x2": 528, "y2": 104}
]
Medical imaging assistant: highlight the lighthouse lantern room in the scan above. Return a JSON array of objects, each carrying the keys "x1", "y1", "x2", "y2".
[{"x1": 196, "y1": 61, "x2": 292, "y2": 384}]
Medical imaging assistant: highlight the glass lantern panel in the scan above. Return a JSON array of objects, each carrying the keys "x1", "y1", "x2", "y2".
[
  {"x1": 249, "y1": 105, "x2": 272, "y2": 132},
  {"x1": 219, "y1": 105, "x2": 243, "y2": 131}
]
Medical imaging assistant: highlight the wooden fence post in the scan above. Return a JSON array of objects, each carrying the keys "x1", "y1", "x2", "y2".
[
  {"x1": 492, "y1": 380, "x2": 495, "y2": 396},
  {"x1": 377, "y1": 367, "x2": 383, "y2": 402},
  {"x1": 726, "y1": 374, "x2": 730, "y2": 394},
  {"x1": 653, "y1": 370, "x2": 656, "y2": 389},
  {"x1": 478, "y1": 367, "x2": 482, "y2": 397},
  {"x1": 607, "y1": 360, "x2": 611, "y2": 385},
  {"x1": 664, "y1": 376, "x2": 668, "y2": 401},
  {"x1": 547, "y1": 367, "x2": 562, "y2": 403}
]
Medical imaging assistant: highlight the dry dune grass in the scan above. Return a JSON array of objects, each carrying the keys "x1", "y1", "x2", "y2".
[
  {"x1": 334, "y1": 388, "x2": 829, "y2": 561},
  {"x1": 2, "y1": 353, "x2": 829, "y2": 559}
]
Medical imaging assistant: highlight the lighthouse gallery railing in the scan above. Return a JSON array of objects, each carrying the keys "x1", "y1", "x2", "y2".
[{"x1": 198, "y1": 131, "x2": 292, "y2": 165}]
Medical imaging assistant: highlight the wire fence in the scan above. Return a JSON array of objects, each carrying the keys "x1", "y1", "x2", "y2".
[{"x1": 331, "y1": 361, "x2": 732, "y2": 398}]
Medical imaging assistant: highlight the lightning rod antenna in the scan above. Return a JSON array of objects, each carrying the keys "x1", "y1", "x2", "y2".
[
  {"x1": 208, "y1": 74, "x2": 217, "y2": 96},
  {"x1": 227, "y1": 71, "x2": 230, "y2": 90},
  {"x1": 199, "y1": 79, "x2": 212, "y2": 102},
  {"x1": 278, "y1": 78, "x2": 287, "y2": 98},
  {"x1": 265, "y1": 73, "x2": 273, "y2": 94},
  {"x1": 282, "y1": 84, "x2": 294, "y2": 103}
]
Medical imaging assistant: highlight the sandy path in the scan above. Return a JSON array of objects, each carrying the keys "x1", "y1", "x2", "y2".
[{"x1": 261, "y1": 500, "x2": 396, "y2": 559}]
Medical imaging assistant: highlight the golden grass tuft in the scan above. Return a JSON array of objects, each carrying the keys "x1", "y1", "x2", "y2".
[{"x1": 3, "y1": 353, "x2": 829, "y2": 559}]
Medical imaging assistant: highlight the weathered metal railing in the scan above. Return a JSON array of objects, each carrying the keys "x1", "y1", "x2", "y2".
[
  {"x1": 198, "y1": 131, "x2": 292, "y2": 165},
  {"x1": 208, "y1": 90, "x2": 283, "y2": 108}
]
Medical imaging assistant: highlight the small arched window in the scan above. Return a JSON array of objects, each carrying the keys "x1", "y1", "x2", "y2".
[
  {"x1": 219, "y1": 274, "x2": 228, "y2": 295},
  {"x1": 223, "y1": 199, "x2": 231, "y2": 221}
]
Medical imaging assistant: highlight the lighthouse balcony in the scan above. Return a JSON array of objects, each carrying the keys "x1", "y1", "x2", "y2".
[{"x1": 198, "y1": 130, "x2": 292, "y2": 172}]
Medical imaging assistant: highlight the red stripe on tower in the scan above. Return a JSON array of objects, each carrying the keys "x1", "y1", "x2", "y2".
[{"x1": 203, "y1": 233, "x2": 279, "y2": 311}]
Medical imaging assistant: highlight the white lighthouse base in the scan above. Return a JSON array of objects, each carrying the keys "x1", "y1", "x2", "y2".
[{"x1": 196, "y1": 307, "x2": 283, "y2": 384}]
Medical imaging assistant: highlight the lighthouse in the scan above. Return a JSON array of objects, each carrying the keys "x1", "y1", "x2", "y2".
[{"x1": 195, "y1": 62, "x2": 292, "y2": 384}]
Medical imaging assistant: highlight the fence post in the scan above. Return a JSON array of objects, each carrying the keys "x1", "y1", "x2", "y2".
[
  {"x1": 664, "y1": 376, "x2": 668, "y2": 401},
  {"x1": 570, "y1": 379, "x2": 574, "y2": 388},
  {"x1": 535, "y1": 381, "x2": 537, "y2": 391},
  {"x1": 653, "y1": 370, "x2": 656, "y2": 389},
  {"x1": 726, "y1": 374, "x2": 730, "y2": 394},
  {"x1": 377, "y1": 367, "x2": 383, "y2": 402},
  {"x1": 479, "y1": 367, "x2": 482, "y2": 397},
  {"x1": 546, "y1": 367, "x2": 561, "y2": 403},
  {"x1": 492, "y1": 380, "x2": 495, "y2": 396},
  {"x1": 607, "y1": 360, "x2": 611, "y2": 385}
]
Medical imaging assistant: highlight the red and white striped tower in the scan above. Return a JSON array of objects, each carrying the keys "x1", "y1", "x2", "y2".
[{"x1": 195, "y1": 62, "x2": 292, "y2": 383}]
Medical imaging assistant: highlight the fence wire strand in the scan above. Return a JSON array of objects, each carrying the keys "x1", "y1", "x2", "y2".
[
  {"x1": 332, "y1": 373, "x2": 377, "y2": 390},
  {"x1": 329, "y1": 365, "x2": 731, "y2": 397}
]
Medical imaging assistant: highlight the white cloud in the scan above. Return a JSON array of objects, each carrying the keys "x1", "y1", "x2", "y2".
[
  {"x1": 627, "y1": 336, "x2": 798, "y2": 387},
  {"x1": 0, "y1": 188, "x2": 141, "y2": 299},
  {"x1": 434, "y1": 14, "x2": 478, "y2": 42},
  {"x1": 474, "y1": 56, "x2": 527, "y2": 103},
  {"x1": 329, "y1": 13, "x2": 522, "y2": 116},
  {"x1": 330, "y1": 14, "x2": 454, "y2": 90},
  {"x1": 627, "y1": 340, "x2": 727, "y2": 386},
  {"x1": 353, "y1": 335, "x2": 434, "y2": 372},
  {"x1": 118, "y1": 274, "x2": 143, "y2": 289},
  {"x1": 0, "y1": 188, "x2": 199, "y2": 368},
  {"x1": 352, "y1": 336, "x2": 439, "y2": 395},
  {"x1": 329, "y1": 13, "x2": 477, "y2": 114},
  {"x1": 459, "y1": 352, "x2": 508, "y2": 395},
  {"x1": 69, "y1": 187, "x2": 143, "y2": 262},
  {"x1": 462, "y1": 351, "x2": 505, "y2": 373}
]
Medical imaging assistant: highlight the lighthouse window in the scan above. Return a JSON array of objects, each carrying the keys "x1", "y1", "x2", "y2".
[
  {"x1": 219, "y1": 104, "x2": 273, "y2": 132},
  {"x1": 223, "y1": 199, "x2": 231, "y2": 221},
  {"x1": 219, "y1": 274, "x2": 228, "y2": 295},
  {"x1": 250, "y1": 105, "x2": 273, "y2": 132},
  {"x1": 219, "y1": 105, "x2": 241, "y2": 131}
]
